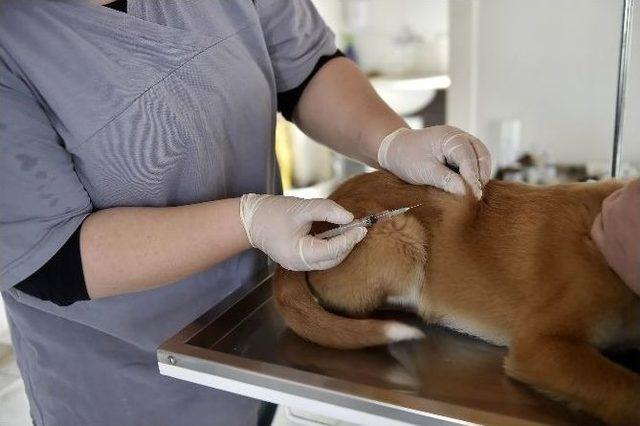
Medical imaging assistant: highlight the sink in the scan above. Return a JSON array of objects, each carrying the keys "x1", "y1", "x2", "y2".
[{"x1": 369, "y1": 75, "x2": 450, "y2": 116}]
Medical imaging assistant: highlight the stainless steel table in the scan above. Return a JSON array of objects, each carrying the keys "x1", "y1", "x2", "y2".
[{"x1": 158, "y1": 275, "x2": 623, "y2": 425}]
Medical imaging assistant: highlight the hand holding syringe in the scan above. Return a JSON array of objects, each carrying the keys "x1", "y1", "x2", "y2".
[{"x1": 240, "y1": 193, "x2": 424, "y2": 271}]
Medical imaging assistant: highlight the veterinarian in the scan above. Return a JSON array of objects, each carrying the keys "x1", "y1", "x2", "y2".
[
  {"x1": 591, "y1": 178, "x2": 640, "y2": 295},
  {"x1": 0, "y1": 1, "x2": 491, "y2": 425}
]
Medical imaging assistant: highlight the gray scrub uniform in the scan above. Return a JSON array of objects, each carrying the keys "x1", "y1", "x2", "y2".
[{"x1": 0, "y1": 1, "x2": 336, "y2": 424}]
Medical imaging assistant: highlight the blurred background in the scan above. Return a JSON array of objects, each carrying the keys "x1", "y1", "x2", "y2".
[{"x1": 277, "y1": 0, "x2": 640, "y2": 200}]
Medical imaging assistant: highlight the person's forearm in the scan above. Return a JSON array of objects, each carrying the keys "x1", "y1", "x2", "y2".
[
  {"x1": 80, "y1": 198, "x2": 250, "y2": 299},
  {"x1": 292, "y1": 57, "x2": 408, "y2": 168}
]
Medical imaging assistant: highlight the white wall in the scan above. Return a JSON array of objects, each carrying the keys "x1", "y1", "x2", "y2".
[
  {"x1": 312, "y1": 0, "x2": 449, "y2": 76},
  {"x1": 449, "y1": 0, "x2": 639, "y2": 167}
]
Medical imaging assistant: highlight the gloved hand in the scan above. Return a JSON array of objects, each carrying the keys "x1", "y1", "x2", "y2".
[
  {"x1": 591, "y1": 178, "x2": 640, "y2": 293},
  {"x1": 239, "y1": 194, "x2": 367, "y2": 271},
  {"x1": 377, "y1": 126, "x2": 492, "y2": 199}
]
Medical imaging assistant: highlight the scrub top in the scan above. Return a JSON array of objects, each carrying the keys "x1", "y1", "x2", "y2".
[{"x1": 0, "y1": 1, "x2": 336, "y2": 424}]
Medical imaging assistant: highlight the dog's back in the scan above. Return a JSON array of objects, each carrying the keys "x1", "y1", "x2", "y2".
[{"x1": 426, "y1": 178, "x2": 637, "y2": 347}]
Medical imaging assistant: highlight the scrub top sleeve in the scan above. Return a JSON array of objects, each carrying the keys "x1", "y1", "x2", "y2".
[
  {"x1": 277, "y1": 49, "x2": 345, "y2": 120},
  {"x1": 255, "y1": 0, "x2": 337, "y2": 92},
  {"x1": 0, "y1": 61, "x2": 93, "y2": 291}
]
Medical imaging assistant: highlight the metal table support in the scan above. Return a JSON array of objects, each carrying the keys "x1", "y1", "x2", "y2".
[{"x1": 611, "y1": 0, "x2": 635, "y2": 177}]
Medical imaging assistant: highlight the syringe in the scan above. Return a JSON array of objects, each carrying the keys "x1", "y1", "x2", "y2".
[{"x1": 314, "y1": 204, "x2": 422, "y2": 240}]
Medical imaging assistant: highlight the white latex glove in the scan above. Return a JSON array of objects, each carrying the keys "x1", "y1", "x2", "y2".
[
  {"x1": 377, "y1": 126, "x2": 492, "y2": 199},
  {"x1": 239, "y1": 194, "x2": 367, "y2": 271},
  {"x1": 591, "y1": 178, "x2": 640, "y2": 292}
]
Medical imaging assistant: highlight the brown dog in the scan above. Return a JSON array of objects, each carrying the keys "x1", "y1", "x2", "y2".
[{"x1": 274, "y1": 171, "x2": 640, "y2": 425}]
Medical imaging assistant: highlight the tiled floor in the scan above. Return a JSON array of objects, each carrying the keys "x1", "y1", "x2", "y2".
[
  {"x1": 0, "y1": 372, "x2": 30, "y2": 426},
  {"x1": 271, "y1": 406, "x2": 359, "y2": 426},
  {"x1": 0, "y1": 329, "x2": 31, "y2": 426},
  {"x1": 0, "y1": 297, "x2": 31, "y2": 425},
  {"x1": 0, "y1": 301, "x2": 350, "y2": 426}
]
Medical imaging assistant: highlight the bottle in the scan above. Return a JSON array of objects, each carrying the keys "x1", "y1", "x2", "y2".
[{"x1": 344, "y1": 33, "x2": 358, "y2": 64}]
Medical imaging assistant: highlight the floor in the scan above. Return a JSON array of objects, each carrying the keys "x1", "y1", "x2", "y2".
[
  {"x1": 0, "y1": 299, "x2": 32, "y2": 426},
  {"x1": 271, "y1": 406, "x2": 358, "y2": 426},
  {"x1": 0, "y1": 299, "x2": 350, "y2": 426},
  {"x1": 0, "y1": 341, "x2": 347, "y2": 426}
]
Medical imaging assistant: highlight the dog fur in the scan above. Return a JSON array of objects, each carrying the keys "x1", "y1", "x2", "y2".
[{"x1": 274, "y1": 171, "x2": 640, "y2": 425}]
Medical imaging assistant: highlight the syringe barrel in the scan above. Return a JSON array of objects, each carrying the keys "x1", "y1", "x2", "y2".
[{"x1": 314, "y1": 215, "x2": 374, "y2": 239}]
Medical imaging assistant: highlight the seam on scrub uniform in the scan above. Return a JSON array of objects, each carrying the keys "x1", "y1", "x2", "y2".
[{"x1": 74, "y1": 21, "x2": 259, "y2": 151}]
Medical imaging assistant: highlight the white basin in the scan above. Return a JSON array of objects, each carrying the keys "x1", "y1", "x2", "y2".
[{"x1": 370, "y1": 75, "x2": 451, "y2": 116}]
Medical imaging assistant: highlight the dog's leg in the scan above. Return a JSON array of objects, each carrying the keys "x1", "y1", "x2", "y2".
[{"x1": 505, "y1": 335, "x2": 640, "y2": 425}]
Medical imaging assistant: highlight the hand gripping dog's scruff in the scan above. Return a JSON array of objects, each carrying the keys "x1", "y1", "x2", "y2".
[{"x1": 274, "y1": 171, "x2": 640, "y2": 425}]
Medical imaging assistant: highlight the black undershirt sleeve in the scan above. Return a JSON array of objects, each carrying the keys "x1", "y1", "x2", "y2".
[
  {"x1": 14, "y1": 11, "x2": 341, "y2": 306},
  {"x1": 14, "y1": 226, "x2": 90, "y2": 306},
  {"x1": 277, "y1": 49, "x2": 345, "y2": 121},
  {"x1": 104, "y1": 0, "x2": 127, "y2": 13}
]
